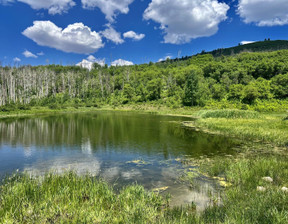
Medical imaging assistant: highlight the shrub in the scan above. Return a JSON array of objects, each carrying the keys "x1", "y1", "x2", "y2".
[
  {"x1": 0, "y1": 103, "x2": 17, "y2": 112},
  {"x1": 48, "y1": 103, "x2": 61, "y2": 110},
  {"x1": 18, "y1": 104, "x2": 31, "y2": 110}
]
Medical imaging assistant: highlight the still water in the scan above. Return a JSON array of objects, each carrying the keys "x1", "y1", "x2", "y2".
[{"x1": 0, "y1": 111, "x2": 239, "y2": 209}]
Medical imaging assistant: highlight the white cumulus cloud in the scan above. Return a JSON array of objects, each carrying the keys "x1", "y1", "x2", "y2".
[
  {"x1": 240, "y1": 40, "x2": 256, "y2": 45},
  {"x1": 23, "y1": 50, "x2": 38, "y2": 58},
  {"x1": 22, "y1": 21, "x2": 104, "y2": 54},
  {"x1": 87, "y1": 55, "x2": 96, "y2": 62},
  {"x1": 100, "y1": 26, "x2": 124, "y2": 44},
  {"x1": 13, "y1": 57, "x2": 21, "y2": 62},
  {"x1": 111, "y1": 59, "x2": 133, "y2": 66},
  {"x1": 82, "y1": 0, "x2": 134, "y2": 22},
  {"x1": 77, "y1": 55, "x2": 105, "y2": 70},
  {"x1": 87, "y1": 55, "x2": 105, "y2": 66},
  {"x1": 238, "y1": 0, "x2": 288, "y2": 26},
  {"x1": 143, "y1": 0, "x2": 229, "y2": 44},
  {"x1": 123, "y1": 31, "x2": 145, "y2": 41},
  {"x1": 76, "y1": 59, "x2": 94, "y2": 70},
  {"x1": 2, "y1": 0, "x2": 75, "y2": 14}
]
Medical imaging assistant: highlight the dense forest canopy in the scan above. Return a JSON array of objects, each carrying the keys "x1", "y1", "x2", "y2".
[{"x1": 0, "y1": 49, "x2": 288, "y2": 112}]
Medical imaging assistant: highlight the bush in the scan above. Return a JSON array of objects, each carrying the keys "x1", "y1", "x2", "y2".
[
  {"x1": 18, "y1": 104, "x2": 31, "y2": 110},
  {"x1": 48, "y1": 103, "x2": 61, "y2": 110},
  {"x1": 29, "y1": 99, "x2": 38, "y2": 106},
  {"x1": 251, "y1": 99, "x2": 288, "y2": 112},
  {"x1": 0, "y1": 103, "x2": 17, "y2": 112},
  {"x1": 85, "y1": 103, "x2": 98, "y2": 108}
]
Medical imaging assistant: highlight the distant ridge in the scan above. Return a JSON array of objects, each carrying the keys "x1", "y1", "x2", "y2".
[
  {"x1": 163, "y1": 40, "x2": 288, "y2": 63},
  {"x1": 207, "y1": 40, "x2": 288, "y2": 57}
]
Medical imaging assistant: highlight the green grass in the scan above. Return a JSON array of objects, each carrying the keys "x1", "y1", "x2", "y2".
[
  {"x1": 1, "y1": 157, "x2": 288, "y2": 224},
  {"x1": 195, "y1": 117, "x2": 287, "y2": 146},
  {"x1": 197, "y1": 154, "x2": 288, "y2": 224},
  {"x1": 196, "y1": 109, "x2": 262, "y2": 119},
  {"x1": 0, "y1": 172, "x2": 201, "y2": 224},
  {"x1": 182, "y1": 110, "x2": 288, "y2": 146}
]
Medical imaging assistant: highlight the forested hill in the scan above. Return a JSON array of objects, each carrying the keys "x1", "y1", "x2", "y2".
[
  {"x1": 208, "y1": 40, "x2": 288, "y2": 57},
  {"x1": 0, "y1": 48, "x2": 288, "y2": 112},
  {"x1": 166, "y1": 40, "x2": 288, "y2": 63}
]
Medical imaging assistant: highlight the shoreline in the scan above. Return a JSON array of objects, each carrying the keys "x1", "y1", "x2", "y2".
[
  {"x1": 1, "y1": 105, "x2": 287, "y2": 148},
  {"x1": 0, "y1": 105, "x2": 198, "y2": 119}
]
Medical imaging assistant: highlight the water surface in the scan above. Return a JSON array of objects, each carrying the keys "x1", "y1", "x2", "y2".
[{"x1": 0, "y1": 111, "x2": 239, "y2": 209}]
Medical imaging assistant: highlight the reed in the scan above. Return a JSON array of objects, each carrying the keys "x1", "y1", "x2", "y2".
[
  {"x1": 196, "y1": 109, "x2": 262, "y2": 119},
  {"x1": 198, "y1": 154, "x2": 288, "y2": 223},
  {"x1": 0, "y1": 172, "x2": 200, "y2": 223},
  {"x1": 185, "y1": 110, "x2": 288, "y2": 146}
]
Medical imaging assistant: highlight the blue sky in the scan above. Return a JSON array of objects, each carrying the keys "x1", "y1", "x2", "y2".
[{"x1": 0, "y1": 0, "x2": 288, "y2": 67}]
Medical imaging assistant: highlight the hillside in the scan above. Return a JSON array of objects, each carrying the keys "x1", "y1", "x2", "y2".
[
  {"x1": 1, "y1": 47, "x2": 288, "y2": 112},
  {"x1": 209, "y1": 40, "x2": 288, "y2": 57},
  {"x1": 163, "y1": 40, "x2": 288, "y2": 64}
]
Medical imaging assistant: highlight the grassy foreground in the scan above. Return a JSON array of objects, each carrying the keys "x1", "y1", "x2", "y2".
[
  {"x1": 0, "y1": 172, "x2": 199, "y2": 224},
  {"x1": 1, "y1": 157, "x2": 288, "y2": 224},
  {"x1": 189, "y1": 153, "x2": 288, "y2": 223}
]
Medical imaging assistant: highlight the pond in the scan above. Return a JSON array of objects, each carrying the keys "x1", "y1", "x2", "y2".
[{"x1": 0, "y1": 111, "x2": 240, "y2": 209}]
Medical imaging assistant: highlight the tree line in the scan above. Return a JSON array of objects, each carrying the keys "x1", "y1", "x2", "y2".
[{"x1": 0, "y1": 50, "x2": 287, "y2": 111}]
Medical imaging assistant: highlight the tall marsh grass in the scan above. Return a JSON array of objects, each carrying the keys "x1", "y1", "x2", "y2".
[
  {"x1": 196, "y1": 109, "x2": 262, "y2": 119},
  {"x1": 1, "y1": 157, "x2": 287, "y2": 224},
  {"x1": 0, "y1": 172, "x2": 199, "y2": 223},
  {"x1": 199, "y1": 155, "x2": 288, "y2": 223},
  {"x1": 190, "y1": 110, "x2": 288, "y2": 146}
]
